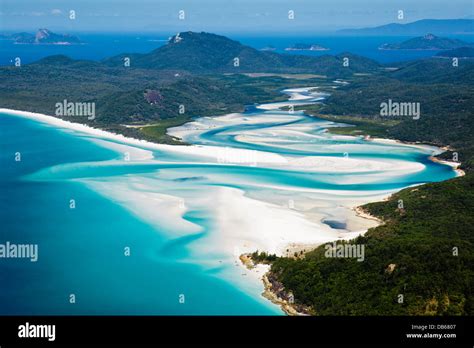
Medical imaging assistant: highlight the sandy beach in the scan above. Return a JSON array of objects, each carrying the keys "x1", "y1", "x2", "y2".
[
  {"x1": 1, "y1": 97, "x2": 460, "y2": 315},
  {"x1": 0, "y1": 106, "x2": 455, "y2": 258}
]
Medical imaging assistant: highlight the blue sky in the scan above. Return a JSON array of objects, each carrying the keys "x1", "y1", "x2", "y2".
[{"x1": 1, "y1": 0, "x2": 472, "y2": 33}]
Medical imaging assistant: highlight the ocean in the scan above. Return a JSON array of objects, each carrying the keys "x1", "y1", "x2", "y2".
[
  {"x1": 0, "y1": 114, "x2": 282, "y2": 315},
  {"x1": 0, "y1": 87, "x2": 457, "y2": 315},
  {"x1": 1, "y1": 33, "x2": 473, "y2": 66}
]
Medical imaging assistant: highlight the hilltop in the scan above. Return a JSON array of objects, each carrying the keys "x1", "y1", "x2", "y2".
[
  {"x1": 1, "y1": 29, "x2": 83, "y2": 45},
  {"x1": 103, "y1": 31, "x2": 379, "y2": 75},
  {"x1": 338, "y1": 19, "x2": 474, "y2": 36},
  {"x1": 379, "y1": 34, "x2": 473, "y2": 50}
]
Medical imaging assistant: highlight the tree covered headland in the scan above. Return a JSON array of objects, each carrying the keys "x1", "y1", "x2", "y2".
[
  {"x1": 260, "y1": 57, "x2": 474, "y2": 316},
  {"x1": 269, "y1": 174, "x2": 474, "y2": 315},
  {"x1": 1, "y1": 32, "x2": 473, "y2": 315}
]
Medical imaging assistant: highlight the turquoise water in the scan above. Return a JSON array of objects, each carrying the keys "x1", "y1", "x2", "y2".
[
  {"x1": 0, "y1": 88, "x2": 457, "y2": 315},
  {"x1": 0, "y1": 115, "x2": 281, "y2": 315}
]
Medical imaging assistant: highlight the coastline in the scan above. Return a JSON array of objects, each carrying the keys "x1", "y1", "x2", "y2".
[
  {"x1": 2, "y1": 105, "x2": 462, "y2": 316},
  {"x1": 370, "y1": 137, "x2": 465, "y2": 177},
  {"x1": 0, "y1": 108, "x2": 177, "y2": 151},
  {"x1": 243, "y1": 203, "x2": 386, "y2": 316},
  {"x1": 240, "y1": 254, "x2": 312, "y2": 316},
  {"x1": 246, "y1": 154, "x2": 463, "y2": 316},
  {"x1": 0, "y1": 108, "x2": 388, "y2": 255},
  {"x1": 306, "y1": 114, "x2": 460, "y2": 164},
  {"x1": 353, "y1": 205, "x2": 384, "y2": 223},
  {"x1": 0, "y1": 108, "x2": 289, "y2": 166},
  {"x1": 343, "y1": 135, "x2": 465, "y2": 177},
  {"x1": 429, "y1": 155, "x2": 465, "y2": 177}
]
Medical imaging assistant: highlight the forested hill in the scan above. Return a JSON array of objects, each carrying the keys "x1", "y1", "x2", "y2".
[
  {"x1": 310, "y1": 58, "x2": 474, "y2": 170},
  {"x1": 102, "y1": 31, "x2": 380, "y2": 75},
  {"x1": 269, "y1": 174, "x2": 474, "y2": 315},
  {"x1": 0, "y1": 30, "x2": 384, "y2": 144},
  {"x1": 262, "y1": 52, "x2": 474, "y2": 317},
  {"x1": 338, "y1": 19, "x2": 474, "y2": 36},
  {"x1": 0, "y1": 54, "x2": 335, "y2": 143},
  {"x1": 379, "y1": 34, "x2": 473, "y2": 50}
]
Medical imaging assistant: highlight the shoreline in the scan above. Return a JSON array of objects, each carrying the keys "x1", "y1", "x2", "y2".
[
  {"x1": 371, "y1": 137, "x2": 465, "y2": 176},
  {"x1": 353, "y1": 205, "x2": 384, "y2": 223},
  {"x1": 0, "y1": 108, "x2": 188, "y2": 152},
  {"x1": 305, "y1": 113, "x2": 459, "y2": 164},
  {"x1": 240, "y1": 254, "x2": 312, "y2": 316},
  {"x1": 0, "y1": 108, "x2": 290, "y2": 166},
  {"x1": 429, "y1": 155, "x2": 465, "y2": 177},
  {"x1": 323, "y1": 127, "x2": 465, "y2": 177},
  {"x1": 3, "y1": 104, "x2": 463, "y2": 316},
  {"x1": 243, "y1": 203, "x2": 386, "y2": 316}
]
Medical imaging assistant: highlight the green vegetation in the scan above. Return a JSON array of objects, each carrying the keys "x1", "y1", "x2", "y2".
[
  {"x1": 307, "y1": 112, "x2": 400, "y2": 137},
  {"x1": 247, "y1": 53, "x2": 474, "y2": 317},
  {"x1": 212, "y1": 73, "x2": 335, "y2": 103},
  {"x1": 388, "y1": 58, "x2": 474, "y2": 84},
  {"x1": 269, "y1": 174, "x2": 474, "y2": 315},
  {"x1": 0, "y1": 65, "x2": 252, "y2": 144},
  {"x1": 437, "y1": 47, "x2": 474, "y2": 58},
  {"x1": 323, "y1": 118, "x2": 395, "y2": 137},
  {"x1": 103, "y1": 31, "x2": 381, "y2": 76},
  {"x1": 0, "y1": 52, "x2": 344, "y2": 144},
  {"x1": 379, "y1": 34, "x2": 473, "y2": 50},
  {"x1": 299, "y1": 62, "x2": 474, "y2": 170},
  {"x1": 2, "y1": 28, "x2": 83, "y2": 44},
  {"x1": 139, "y1": 116, "x2": 190, "y2": 144},
  {"x1": 250, "y1": 251, "x2": 278, "y2": 263},
  {"x1": 2, "y1": 32, "x2": 473, "y2": 316}
]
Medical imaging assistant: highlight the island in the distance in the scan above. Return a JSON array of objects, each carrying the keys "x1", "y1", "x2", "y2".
[
  {"x1": 260, "y1": 45, "x2": 277, "y2": 51},
  {"x1": 1, "y1": 28, "x2": 473, "y2": 316},
  {"x1": 379, "y1": 33, "x2": 473, "y2": 50},
  {"x1": 285, "y1": 43, "x2": 329, "y2": 51},
  {"x1": 0, "y1": 28, "x2": 83, "y2": 45}
]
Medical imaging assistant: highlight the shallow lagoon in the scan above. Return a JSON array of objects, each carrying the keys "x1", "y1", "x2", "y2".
[{"x1": 0, "y1": 88, "x2": 456, "y2": 314}]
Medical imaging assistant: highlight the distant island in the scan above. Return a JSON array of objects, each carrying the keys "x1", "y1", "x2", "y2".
[
  {"x1": 379, "y1": 33, "x2": 473, "y2": 50},
  {"x1": 1, "y1": 29, "x2": 473, "y2": 316},
  {"x1": 260, "y1": 45, "x2": 276, "y2": 51},
  {"x1": 102, "y1": 32, "x2": 374, "y2": 74},
  {"x1": 285, "y1": 43, "x2": 329, "y2": 51},
  {"x1": 338, "y1": 18, "x2": 474, "y2": 36},
  {"x1": 0, "y1": 28, "x2": 83, "y2": 45}
]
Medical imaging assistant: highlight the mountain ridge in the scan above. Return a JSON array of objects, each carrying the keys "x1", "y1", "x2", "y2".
[
  {"x1": 338, "y1": 19, "x2": 474, "y2": 36},
  {"x1": 102, "y1": 31, "x2": 380, "y2": 75},
  {"x1": 379, "y1": 33, "x2": 473, "y2": 50},
  {"x1": 1, "y1": 28, "x2": 83, "y2": 44}
]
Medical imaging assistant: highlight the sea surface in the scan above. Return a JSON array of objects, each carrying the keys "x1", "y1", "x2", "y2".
[
  {"x1": 0, "y1": 87, "x2": 457, "y2": 315},
  {"x1": 0, "y1": 114, "x2": 282, "y2": 315},
  {"x1": 1, "y1": 33, "x2": 473, "y2": 66}
]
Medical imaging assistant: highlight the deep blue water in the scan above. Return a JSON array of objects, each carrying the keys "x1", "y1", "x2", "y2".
[
  {"x1": 1, "y1": 32, "x2": 473, "y2": 66},
  {"x1": 236, "y1": 35, "x2": 474, "y2": 63}
]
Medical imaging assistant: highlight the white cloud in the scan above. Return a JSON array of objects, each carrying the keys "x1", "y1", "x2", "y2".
[{"x1": 51, "y1": 9, "x2": 63, "y2": 16}]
